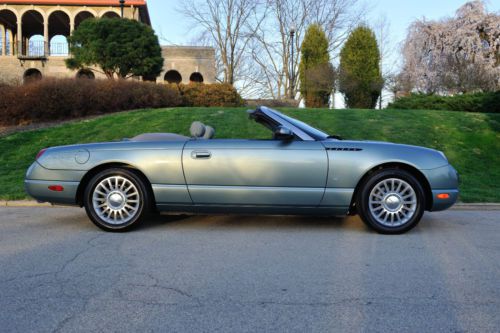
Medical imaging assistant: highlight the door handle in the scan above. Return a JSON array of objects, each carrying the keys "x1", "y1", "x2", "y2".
[{"x1": 191, "y1": 151, "x2": 211, "y2": 159}]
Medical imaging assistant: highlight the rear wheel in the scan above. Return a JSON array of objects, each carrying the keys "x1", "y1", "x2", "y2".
[
  {"x1": 83, "y1": 168, "x2": 150, "y2": 231},
  {"x1": 357, "y1": 168, "x2": 425, "y2": 234}
]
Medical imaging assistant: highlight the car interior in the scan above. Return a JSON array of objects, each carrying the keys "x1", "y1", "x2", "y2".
[{"x1": 130, "y1": 121, "x2": 215, "y2": 142}]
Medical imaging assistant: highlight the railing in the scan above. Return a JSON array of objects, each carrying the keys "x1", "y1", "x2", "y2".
[
  {"x1": 15, "y1": 41, "x2": 70, "y2": 58},
  {"x1": 17, "y1": 40, "x2": 47, "y2": 59},
  {"x1": 0, "y1": 41, "x2": 13, "y2": 56},
  {"x1": 50, "y1": 42, "x2": 69, "y2": 56}
]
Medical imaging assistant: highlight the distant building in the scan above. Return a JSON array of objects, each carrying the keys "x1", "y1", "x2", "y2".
[{"x1": 0, "y1": 0, "x2": 215, "y2": 84}]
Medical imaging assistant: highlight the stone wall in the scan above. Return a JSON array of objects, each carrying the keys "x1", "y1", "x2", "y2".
[
  {"x1": 161, "y1": 46, "x2": 216, "y2": 84},
  {"x1": 0, "y1": 3, "x2": 215, "y2": 84},
  {"x1": 0, "y1": 45, "x2": 216, "y2": 84}
]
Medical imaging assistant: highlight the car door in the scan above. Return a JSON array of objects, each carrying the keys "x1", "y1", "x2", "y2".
[{"x1": 182, "y1": 139, "x2": 328, "y2": 206}]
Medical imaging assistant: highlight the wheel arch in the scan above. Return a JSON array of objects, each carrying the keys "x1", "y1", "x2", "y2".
[
  {"x1": 349, "y1": 162, "x2": 433, "y2": 214},
  {"x1": 76, "y1": 162, "x2": 156, "y2": 209}
]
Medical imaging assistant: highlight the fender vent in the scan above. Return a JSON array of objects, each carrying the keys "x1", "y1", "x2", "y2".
[{"x1": 326, "y1": 147, "x2": 363, "y2": 151}]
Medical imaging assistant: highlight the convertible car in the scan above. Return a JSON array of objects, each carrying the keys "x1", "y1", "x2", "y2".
[{"x1": 25, "y1": 106, "x2": 459, "y2": 234}]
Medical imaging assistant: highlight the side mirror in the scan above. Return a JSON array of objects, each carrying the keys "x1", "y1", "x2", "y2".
[{"x1": 274, "y1": 126, "x2": 294, "y2": 140}]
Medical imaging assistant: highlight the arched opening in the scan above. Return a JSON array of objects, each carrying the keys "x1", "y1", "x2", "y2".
[
  {"x1": 50, "y1": 35, "x2": 68, "y2": 55},
  {"x1": 189, "y1": 72, "x2": 204, "y2": 83},
  {"x1": 74, "y1": 11, "x2": 94, "y2": 30},
  {"x1": 0, "y1": 9, "x2": 17, "y2": 55},
  {"x1": 76, "y1": 69, "x2": 95, "y2": 79},
  {"x1": 27, "y1": 34, "x2": 44, "y2": 57},
  {"x1": 102, "y1": 11, "x2": 120, "y2": 19},
  {"x1": 48, "y1": 10, "x2": 70, "y2": 56},
  {"x1": 22, "y1": 10, "x2": 44, "y2": 57},
  {"x1": 24, "y1": 68, "x2": 42, "y2": 84},
  {"x1": 164, "y1": 70, "x2": 182, "y2": 84}
]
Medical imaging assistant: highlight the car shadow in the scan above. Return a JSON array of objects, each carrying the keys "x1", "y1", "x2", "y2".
[{"x1": 140, "y1": 213, "x2": 369, "y2": 233}]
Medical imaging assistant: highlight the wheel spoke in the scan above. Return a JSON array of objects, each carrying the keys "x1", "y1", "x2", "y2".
[
  {"x1": 91, "y1": 175, "x2": 141, "y2": 225},
  {"x1": 368, "y1": 177, "x2": 418, "y2": 227}
]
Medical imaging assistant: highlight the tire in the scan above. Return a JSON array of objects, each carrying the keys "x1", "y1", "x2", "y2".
[
  {"x1": 357, "y1": 168, "x2": 425, "y2": 234},
  {"x1": 83, "y1": 168, "x2": 150, "y2": 232}
]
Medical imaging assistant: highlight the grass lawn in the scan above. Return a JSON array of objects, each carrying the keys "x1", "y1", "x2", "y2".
[{"x1": 1, "y1": 107, "x2": 499, "y2": 202}]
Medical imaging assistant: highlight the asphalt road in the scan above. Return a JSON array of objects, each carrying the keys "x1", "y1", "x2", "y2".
[{"x1": 0, "y1": 207, "x2": 499, "y2": 333}]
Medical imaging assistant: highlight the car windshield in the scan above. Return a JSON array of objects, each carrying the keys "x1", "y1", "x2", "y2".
[{"x1": 272, "y1": 110, "x2": 330, "y2": 141}]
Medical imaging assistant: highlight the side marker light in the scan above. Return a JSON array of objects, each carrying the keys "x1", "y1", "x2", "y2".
[{"x1": 48, "y1": 185, "x2": 64, "y2": 192}]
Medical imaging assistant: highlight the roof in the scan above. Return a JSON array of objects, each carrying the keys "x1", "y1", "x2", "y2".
[
  {"x1": 0, "y1": 0, "x2": 151, "y2": 25},
  {"x1": 0, "y1": 0, "x2": 147, "y2": 5}
]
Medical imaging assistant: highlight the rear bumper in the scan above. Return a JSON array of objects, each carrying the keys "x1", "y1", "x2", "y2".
[
  {"x1": 24, "y1": 162, "x2": 83, "y2": 205},
  {"x1": 24, "y1": 179, "x2": 79, "y2": 205}
]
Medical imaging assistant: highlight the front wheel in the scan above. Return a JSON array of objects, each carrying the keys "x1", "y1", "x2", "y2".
[
  {"x1": 83, "y1": 168, "x2": 150, "y2": 232},
  {"x1": 357, "y1": 169, "x2": 425, "y2": 234}
]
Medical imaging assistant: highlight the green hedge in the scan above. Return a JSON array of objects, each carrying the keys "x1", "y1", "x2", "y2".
[{"x1": 387, "y1": 92, "x2": 500, "y2": 113}]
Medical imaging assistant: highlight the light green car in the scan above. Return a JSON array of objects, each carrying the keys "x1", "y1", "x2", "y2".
[{"x1": 25, "y1": 106, "x2": 459, "y2": 234}]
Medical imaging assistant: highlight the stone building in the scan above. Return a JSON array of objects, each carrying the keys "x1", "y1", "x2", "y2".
[{"x1": 0, "y1": 0, "x2": 215, "y2": 84}]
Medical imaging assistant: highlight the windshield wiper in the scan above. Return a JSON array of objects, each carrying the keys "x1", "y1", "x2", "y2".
[{"x1": 327, "y1": 135, "x2": 342, "y2": 140}]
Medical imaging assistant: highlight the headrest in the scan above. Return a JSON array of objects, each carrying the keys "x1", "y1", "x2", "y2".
[
  {"x1": 190, "y1": 121, "x2": 206, "y2": 138},
  {"x1": 203, "y1": 125, "x2": 215, "y2": 139}
]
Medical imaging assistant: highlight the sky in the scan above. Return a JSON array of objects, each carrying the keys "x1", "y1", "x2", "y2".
[
  {"x1": 148, "y1": 0, "x2": 500, "y2": 48},
  {"x1": 147, "y1": 0, "x2": 500, "y2": 104}
]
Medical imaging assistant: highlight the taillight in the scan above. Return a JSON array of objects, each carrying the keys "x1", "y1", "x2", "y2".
[{"x1": 36, "y1": 148, "x2": 47, "y2": 160}]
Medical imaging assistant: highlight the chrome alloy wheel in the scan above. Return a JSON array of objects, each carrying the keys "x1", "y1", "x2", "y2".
[
  {"x1": 368, "y1": 178, "x2": 417, "y2": 227},
  {"x1": 92, "y1": 176, "x2": 140, "y2": 225}
]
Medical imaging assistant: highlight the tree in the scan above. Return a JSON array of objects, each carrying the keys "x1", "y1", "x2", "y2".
[
  {"x1": 400, "y1": 0, "x2": 500, "y2": 94},
  {"x1": 250, "y1": 0, "x2": 365, "y2": 99},
  {"x1": 180, "y1": 0, "x2": 264, "y2": 86},
  {"x1": 338, "y1": 26, "x2": 383, "y2": 109},
  {"x1": 299, "y1": 24, "x2": 334, "y2": 107},
  {"x1": 372, "y1": 14, "x2": 396, "y2": 109},
  {"x1": 66, "y1": 18, "x2": 163, "y2": 79}
]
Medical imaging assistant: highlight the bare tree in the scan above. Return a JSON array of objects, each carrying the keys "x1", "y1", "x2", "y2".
[
  {"x1": 373, "y1": 14, "x2": 396, "y2": 108},
  {"x1": 180, "y1": 0, "x2": 265, "y2": 86},
  {"x1": 400, "y1": 0, "x2": 500, "y2": 94},
  {"x1": 250, "y1": 0, "x2": 365, "y2": 99}
]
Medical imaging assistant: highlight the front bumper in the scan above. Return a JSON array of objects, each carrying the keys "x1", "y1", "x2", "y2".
[
  {"x1": 421, "y1": 164, "x2": 459, "y2": 211},
  {"x1": 430, "y1": 189, "x2": 459, "y2": 211}
]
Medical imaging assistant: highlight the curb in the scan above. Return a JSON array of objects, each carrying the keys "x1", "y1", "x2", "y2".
[
  {"x1": 1, "y1": 200, "x2": 500, "y2": 210},
  {"x1": 1, "y1": 200, "x2": 56, "y2": 207},
  {"x1": 450, "y1": 203, "x2": 500, "y2": 211}
]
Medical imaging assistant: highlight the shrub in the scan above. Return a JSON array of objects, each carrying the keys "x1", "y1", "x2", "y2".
[
  {"x1": 338, "y1": 26, "x2": 383, "y2": 109},
  {"x1": 387, "y1": 92, "x2": 500, "y2": 113},
  {"x1": 299, "y1": 24, "x2": 335, "y2": 108},
  {"x1": 173, "y1": 83, "x2": 244, "y2": 107},
  {"x1": 245, "y1": 99, "x2": 299, "y2": 108},
  {"x1": 0, "y1": 79, "x2": 181, "y2": 126}
]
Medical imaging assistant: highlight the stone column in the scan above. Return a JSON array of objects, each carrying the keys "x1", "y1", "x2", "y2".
[
  {"x1": 70, "y1": 15, "x2": 74, "y2": 34},
  {"x1": 1, "y1": 25, "x2": 5, "y2": 56},
  {"x1": 44, "y1": 16, "x2": 49, "y2": 56},
  {"x1": 8, "y1": 29, "x2": 13, "y2": 55},
  {"x1": 17, "y1": 19, "x2": 21, "y2": 56}
]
